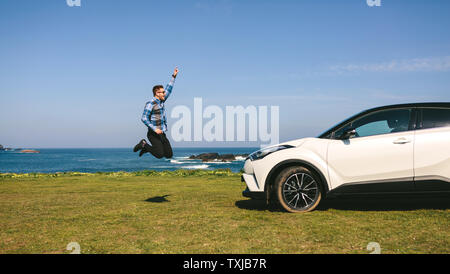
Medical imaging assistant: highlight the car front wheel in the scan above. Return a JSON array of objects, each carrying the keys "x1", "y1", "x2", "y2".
[{"x1": 275, "y1": 166, "x2": 322, "y2": 213}]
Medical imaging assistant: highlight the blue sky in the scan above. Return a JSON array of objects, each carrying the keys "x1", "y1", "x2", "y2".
[{"x1": 1, "y1": 0, "x2": 449, "y2": 148}]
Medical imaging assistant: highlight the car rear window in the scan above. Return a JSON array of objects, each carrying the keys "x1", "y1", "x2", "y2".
[{"x1": 422, "y1": 108, "x2": 450, "y2": 129}]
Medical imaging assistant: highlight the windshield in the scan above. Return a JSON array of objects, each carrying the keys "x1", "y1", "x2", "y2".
[{"x1": 317, "y1": 110, "x2": 364, "y2": 139}]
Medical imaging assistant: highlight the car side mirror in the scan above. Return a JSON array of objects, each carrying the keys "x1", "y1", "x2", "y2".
[{"x1": 340, "y1": 128, "x2": 356, "y2": 140}]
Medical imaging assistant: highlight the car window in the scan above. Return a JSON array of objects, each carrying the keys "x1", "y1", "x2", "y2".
[
  {"x1": 356, "y1": 120, "x2": 392, "y2": 137},
  {"x1": 421, "y1": 108, "x2": 450, "y2": 129},
  {"x1": 334, "y1": 108, "x2": 411, "y2": 139}
]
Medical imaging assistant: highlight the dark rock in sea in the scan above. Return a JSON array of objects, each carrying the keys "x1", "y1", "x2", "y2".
[
  {"x1": 190, "y1": 152, "x2": 248, "y2": 162},
  {"x1": 190, "y1": 153, "x2": 219, "y2": 160},
  {"x1": 0, "y1": 144, "x2": 3, "y2": 150},
  {"x1": 218, "y1": 154, "x2": 236, "y2": 162}
]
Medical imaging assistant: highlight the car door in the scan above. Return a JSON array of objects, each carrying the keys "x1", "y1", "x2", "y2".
[
  {"x1": 327, "y1": 107, "x2": 415, "y2": 193},
  {"x1": 414, "y1": 107, "x2": 450, "y2": 191}
]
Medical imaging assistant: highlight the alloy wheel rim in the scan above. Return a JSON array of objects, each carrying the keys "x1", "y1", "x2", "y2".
[{"x1": 282, "y1": 172, "x2": 319, "y2": 210}]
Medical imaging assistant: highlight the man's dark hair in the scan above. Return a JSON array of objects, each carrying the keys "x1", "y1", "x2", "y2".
[{"x1": 153, "y1": 85, "x2": 164, "y2": 96}]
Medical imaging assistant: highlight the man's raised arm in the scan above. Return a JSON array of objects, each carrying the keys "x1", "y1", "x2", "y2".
[{"x1": 164, "y1": 67, "x2": 179, "y2": 101}]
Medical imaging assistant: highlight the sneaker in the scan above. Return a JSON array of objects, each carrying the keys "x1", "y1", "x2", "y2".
[
  {"x1": 133, "y1": 139, "x2": 146, "y2": 152},
  {"x1": 139, "y1": 148, "x2": 147, "y2": 157}
]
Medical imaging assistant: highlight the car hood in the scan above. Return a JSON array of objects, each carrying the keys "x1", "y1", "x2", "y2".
[{"x1": 279, "y1": 137, "x2": 315, "y2": 148}]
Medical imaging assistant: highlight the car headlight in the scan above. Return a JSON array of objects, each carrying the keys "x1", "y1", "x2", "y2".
[{"x1": 248, "y1": 145, "x2": 294, "y2": 161}]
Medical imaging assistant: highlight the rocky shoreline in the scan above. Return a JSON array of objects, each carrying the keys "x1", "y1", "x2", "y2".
[{"x1": 189, "y1": 153, "x2": 248, "y2": 162}]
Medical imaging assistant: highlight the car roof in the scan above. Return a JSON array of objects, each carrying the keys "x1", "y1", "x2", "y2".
[
  {"x1": 318, "y1": 102, "x2": 450, "y2": 138},
  {"x1": 364, "y1": 102, "x2": 450, "y2": 112}
]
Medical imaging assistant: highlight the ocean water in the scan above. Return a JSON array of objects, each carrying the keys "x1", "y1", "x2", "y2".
[{"x1": 0, "y1": 147, "x2": 258, "y2": 174}]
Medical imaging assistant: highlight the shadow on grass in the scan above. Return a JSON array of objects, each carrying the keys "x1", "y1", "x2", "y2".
[
  {"x1": 235, "y1": 199, "x2": 266, "y2": 211},
  {"x1": 145, "y1": 195, "x2": 171, "y2": 203},
  {"x1": 235, "y1": 199, "x2": 283, "y2": 212},
  {"x1": 317, "y1": 194, "x2": 450, "y2": 211},
  {"x1": 235, "y1": 194, "x2": 450, "y2": 212}
]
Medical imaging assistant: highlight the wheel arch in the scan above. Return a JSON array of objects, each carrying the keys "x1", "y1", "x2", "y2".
[{"x1": 264, "y1": 159, "x2": 330, "y2": 200}]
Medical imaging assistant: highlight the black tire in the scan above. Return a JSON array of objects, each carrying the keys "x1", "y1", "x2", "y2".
[{"x1": 274, "y1": 166, "x2": 322, "y2": 213}]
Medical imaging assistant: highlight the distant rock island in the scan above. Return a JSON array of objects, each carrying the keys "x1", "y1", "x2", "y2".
[
  {"x1": 0, "y1": 144, "x2": 13, "y2": 151},
  {"x1": 0, "y1": 145, "x2": 38, "y2": 153},
  {"x1": 20, "y1": 150, "x2": 40, "y2": 153},
  {"x1": 189, "y1": 153, "x2": 248, "y2": 162}
]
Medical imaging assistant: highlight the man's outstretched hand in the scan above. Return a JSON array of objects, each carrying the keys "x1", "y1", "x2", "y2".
[{"x1": 173, "y1": 67, "x2": 179, "y2": 78}]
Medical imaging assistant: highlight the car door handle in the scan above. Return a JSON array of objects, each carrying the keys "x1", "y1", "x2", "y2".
[{"x1": 393, "y1": 137, "x2": 411, "y2": 144}]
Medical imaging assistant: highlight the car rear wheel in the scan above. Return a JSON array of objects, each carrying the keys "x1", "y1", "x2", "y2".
[{"x1": 275, "y1": 166, "x2": 322, "y2": 213}]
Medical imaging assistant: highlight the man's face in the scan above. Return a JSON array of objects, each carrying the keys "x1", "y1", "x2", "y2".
[{"x1": 155, "y1": 88, "x2": 165, "y2": 100}]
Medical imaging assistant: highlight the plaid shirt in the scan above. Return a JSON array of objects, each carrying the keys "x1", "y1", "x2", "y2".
[{"x1": 141, "y1": 76, "x2": 176, "y2": 132}]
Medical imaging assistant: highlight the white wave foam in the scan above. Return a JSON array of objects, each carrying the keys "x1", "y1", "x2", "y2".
[
  {"x1": 182, "y1": 164, "x2": 209, "y2": 169},
  {"x1": 78, "y1": 159, "x2": 97, "y2": 162},
  {"x1": 234, "y1": 156, "x2": 246, "y2": 161},
  {"x1": 203, "y1": 161, "x2": 231, "y2": 164},
  {"x1": 170, "y1": 159, "x2": 183, "y2": 164}
]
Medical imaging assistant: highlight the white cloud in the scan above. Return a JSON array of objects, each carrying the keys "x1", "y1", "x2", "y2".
[
  {"x1": 329, "y1": 56, "x2": 450, "y2": 73},
  {"x1": 243, "y1": 93, "x2": 351, "y2": 103}
]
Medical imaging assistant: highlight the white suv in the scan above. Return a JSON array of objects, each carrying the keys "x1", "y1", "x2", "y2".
[{"x1": 242, "y1": 103, "x2": 450, "y2": 212}]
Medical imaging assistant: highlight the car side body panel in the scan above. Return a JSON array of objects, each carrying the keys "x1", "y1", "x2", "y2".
[
  {"x1": 414, "y1": 126, "x2": 450, "y2": 190},
  {"x1": 327, "y1": 131, "x2": 415, "y2": 190}
]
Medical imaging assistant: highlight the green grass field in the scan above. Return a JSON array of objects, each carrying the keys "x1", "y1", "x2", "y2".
[{"x1": 0, "y1": 170, "x2": 449, "y2": 254}]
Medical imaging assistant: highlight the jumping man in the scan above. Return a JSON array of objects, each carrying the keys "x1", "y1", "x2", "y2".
[{"x1": 133, "y1": 67, "x2": 179, "y2": 158}]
